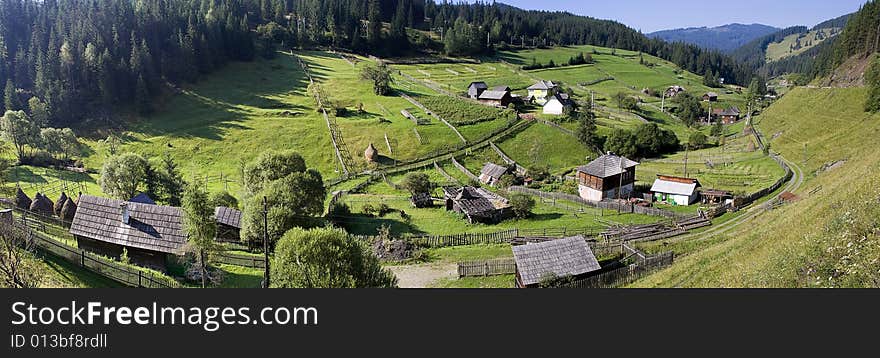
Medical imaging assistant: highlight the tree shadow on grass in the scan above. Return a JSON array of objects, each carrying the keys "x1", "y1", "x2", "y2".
[{"x1": 337, "y1": 214, "x2": 426, "y2": 237}]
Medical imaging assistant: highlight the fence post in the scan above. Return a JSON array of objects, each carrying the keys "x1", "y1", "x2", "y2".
[
  {"x1": 80, "y1": 250, "x2": 85, "y2": 267},
  {"x1": 138, "y1": 271, "x2": 142, "y2": 288},
  {"x1": 484, "y1": 262, "x2": 489, "y2": 277}
]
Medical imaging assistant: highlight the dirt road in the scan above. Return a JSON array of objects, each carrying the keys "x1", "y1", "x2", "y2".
[{"x1": 385, "y1": 263, "x2": 458, "y2": 288}]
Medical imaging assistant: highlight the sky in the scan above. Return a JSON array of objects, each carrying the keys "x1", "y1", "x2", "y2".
[{"x1": 483, "y1": 0, "x2": 867, "y2": 33}]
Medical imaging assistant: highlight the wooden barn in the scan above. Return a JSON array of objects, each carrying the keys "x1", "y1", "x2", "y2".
[
  {"x1": 703, "y1": 92, "x2": 719, "y2": 102},
  {"x1": 512, "y1": 236, "x2": 601, "y2": 288},
  {"x1": 443, "y1": 186, "x2": 512, "y2": 224},
  {"x1": 214, "y1": 206, "x2": 242, "y2": 243},
  {"x1": 478, "y1": 162, "x2": 511, "y2": 187},
  {"x1": 575, "y1": 153, "x2": 639, "y2": 202},
  {"x1": 467, "y1": 81, "x2": 488, "y2": 99},
  {"x1": 478, "y1": 89, "x2": 512, "y2": 107},
  {"x1": 69, "y1": 195, "x2": 187, "y2": 272}
]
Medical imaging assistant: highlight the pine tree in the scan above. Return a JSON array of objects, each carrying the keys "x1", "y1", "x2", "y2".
[
  {"x1": 4, "y1": 79, "x2": 18, "y2": 112},
  {"x1": 135, "y1": 74, "x2": 151, "y2": 115},
  {"x1": 367, "y1": 0, "x2": 382, "y2": 45}
]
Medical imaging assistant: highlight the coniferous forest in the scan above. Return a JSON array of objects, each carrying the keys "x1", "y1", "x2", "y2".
[{"x1": 0, "y1": 0, "x2": 753, "y2": 129}]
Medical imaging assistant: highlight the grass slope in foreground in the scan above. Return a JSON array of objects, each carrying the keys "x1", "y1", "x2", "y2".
[{"x1": 633, "y1": 87, "x2": 880, "y2": 287}]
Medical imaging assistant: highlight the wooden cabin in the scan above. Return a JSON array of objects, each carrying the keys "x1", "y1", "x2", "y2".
[
  {"x1": 512, "y1": 236, "x2": 601, "y2": 288},
  {"x1": 69, "y1": 195, "x2": 187, "y2": 272},
  {"x1": 575, "y1": 153, "x2": 639, "y2": 202}
]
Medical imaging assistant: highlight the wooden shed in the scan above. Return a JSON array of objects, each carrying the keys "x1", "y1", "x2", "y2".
[
  {"x1": 512, "y1": 236, "x2": 601, "y2": 288},
  {"x1": 214, "y1": 206, "x2": 242, "y2": 243},
  {"x1": 443, "y1": 186, "x2": 512, "y2": 224}
]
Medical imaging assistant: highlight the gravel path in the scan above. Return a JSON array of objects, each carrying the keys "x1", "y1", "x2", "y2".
[{"x1": 386, "y1": 263, "x2": 458, "y2": 288}]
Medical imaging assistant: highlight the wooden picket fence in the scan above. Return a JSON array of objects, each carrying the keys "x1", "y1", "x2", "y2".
[
  {"x1": 556, "y1": 251, "x2": 675, "y2": 288},
  {"x1": 458, "y1": 258, "x2": 516, "y2": 277},
  {"x1": 216, "y1": 252, "x2": 266, "y2": 269}
]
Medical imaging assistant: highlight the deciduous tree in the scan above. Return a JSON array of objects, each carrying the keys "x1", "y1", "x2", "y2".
[{"x1": 271, "y1": 227, "x2": 397, "y2": 288}]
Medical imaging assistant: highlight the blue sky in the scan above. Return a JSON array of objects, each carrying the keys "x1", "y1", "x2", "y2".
[{"x1": 481, "y1": 0, "x2": 866, "y2": 33}]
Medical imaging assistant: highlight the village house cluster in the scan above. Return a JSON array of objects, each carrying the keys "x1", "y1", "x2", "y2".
[{"x1": 467, "y1": 79, "x2": 574, "y2": 115}]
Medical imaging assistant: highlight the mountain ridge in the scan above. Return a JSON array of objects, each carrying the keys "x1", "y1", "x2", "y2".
[{"x1": 649, "y1": 23, "x2": 780, "y2": 52}]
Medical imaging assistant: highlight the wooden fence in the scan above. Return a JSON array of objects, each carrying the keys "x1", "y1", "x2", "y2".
[
  {"x1": 458, "y1": 258, "x2": 516, "y2": 277},
  {"x1": 556, "y1": 251, "x2": 675, "y2": 288},
  {"x1": 216, "y1": 252, "x2": 266, "y2": 269},
  {"x1": 13, "y1": 221, "x2": 181, "y2": 288},
  {"x1": 507, "y1": 186, "x2": 686, "y2": 219}
]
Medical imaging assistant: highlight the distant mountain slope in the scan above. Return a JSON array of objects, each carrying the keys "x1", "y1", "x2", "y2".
[
  {"x1": 730, "y1": 13, "x2": 852, "y2": 77},
  {"x1": 649, "y1": 23, "x2": 780, "y2": 52}
]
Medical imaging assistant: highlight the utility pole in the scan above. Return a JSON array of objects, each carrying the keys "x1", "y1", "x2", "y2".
[
  {"x1": 660, "y1": 92, "x2": 666, "y2": 112},
  {"x1": 683, "y1": 143, "x2": 690, "y2": 178},
  {"x1": 590, "y1": 90, "x2": 595, "y2": 110},
  {"x1": 261, "y1": 196, "x2": 270, "y2": 289},
  {"x1": 617, "y1": 156, "x2": 624, "y2": 214}
]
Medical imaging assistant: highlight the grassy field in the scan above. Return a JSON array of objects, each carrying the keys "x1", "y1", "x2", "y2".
[
  {"x1": 766, "y1": 28, "x2": 841, "y2": 62},
  {"x1": 337, "y1": 191, "x2": 662, "y2": 237},
  {"x1": 637, "y1": 134, "x2": 786, "y2": 196},
  {"x1": 633, "y1": 87, "x2": 880, "y2": 287},
  {"x1": 494, "y1": 123, "x2": 595, "y2": 174}
]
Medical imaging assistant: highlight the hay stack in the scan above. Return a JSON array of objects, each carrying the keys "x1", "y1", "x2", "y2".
[
  {"x1": 59, "y1": 198, "x2": 78, "y2": 222},
  {"x1": 29, "y1": 193, "x2": 54, "y2": 216},
  {"x1": 55, "y1": 192, "x2": 69, "y2": 216},
  {"x1": 365, "y1": 143, "x2": 379, "y2": 162},
  {"x1": 15, "y1": 188, "x2": 32, "y2": 210}
]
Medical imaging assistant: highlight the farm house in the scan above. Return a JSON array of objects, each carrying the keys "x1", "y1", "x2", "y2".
[
  {"x1": 575, "y1": 153, "x2": 639, "y2": 202},
  {"x1": 467, "y1": 81, "x2": 488, "y2": 99},
  {"x1": 527, "y1": 80, "x2": 558, "y2": 105},
  {"x1": 479, "y1": 162, "x2": 512, "y2": 187},
  {"x1": 69, "y1": 195, "x2": 187, "y2": 272},
  {"x1": 512, "y1": 236, "x2": 601, "y2": 288},
  {"x1": 214, "y1": 206, "x2": 242, "y2": 243},
  {"x1": 650, "y1": 175, "x2": 702, "y2": 206},
  {"x1": 719, "y1": 107, "x2": 741, "y2": 124},
  {"x1": 665, "y1": 85, "x2": 686, "y2": 98},
  {"x1": 542, "y1": 93, "x2": 574, "y2": 115},
  {"x1": 443, "y1": 186, "x2": 512, "y2": 224}
]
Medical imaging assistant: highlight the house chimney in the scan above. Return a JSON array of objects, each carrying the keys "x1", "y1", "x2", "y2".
[{"x1": 120, "y1": 203, "x2": 130, "y2": 224}]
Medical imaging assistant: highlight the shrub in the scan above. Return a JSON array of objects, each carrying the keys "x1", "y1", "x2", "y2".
[{"x1": 510, "y1": 193, "x2": 536, "y2": 219}]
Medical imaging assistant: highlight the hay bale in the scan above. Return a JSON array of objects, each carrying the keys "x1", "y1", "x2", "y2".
[
  {"x1": 55, "y1": 192, "x2": 68, "y2": 216},
  {"x1": 15, "y1": 188, "x2": 32, "y2": 210},
  {"x1": 59, "y1": 198, "x2": 78, "y2": 222},
  {"x1": 29, "y1": 193, "x2": 54, "y2": 216}
]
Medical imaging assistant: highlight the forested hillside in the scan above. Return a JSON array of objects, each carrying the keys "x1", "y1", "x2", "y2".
[
  {"x1": 649, "y1": 23, "x2": 779, "y2": 53},
  {"x1": 0, "y1": 0, "x2": 752, "y2": 129}
]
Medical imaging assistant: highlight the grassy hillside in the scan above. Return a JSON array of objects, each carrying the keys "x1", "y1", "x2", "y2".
[
  {"x1": 766, "y1": 28, "x2": 840, "y2": 62},
  {"x1": 634, "y1": 87, "x2": 880, "y2": 287}
]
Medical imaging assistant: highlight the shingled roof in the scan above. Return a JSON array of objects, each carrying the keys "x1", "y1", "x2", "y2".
[
  {"x1": 69, "y1": 195, "x2": 187, "y2": 255},
  {"x1": 468, "y1": 81, "x2": 488, "y2": 90},
  {"x1": 129, "y1": 193, "x2": 157, "y2": 205},
  {"x1": 577, "y1": 153, "x2": 639, "y2": 178},
  {"x1": 215, "y1": 206, "x2": 242, "y2": 229},
  {"x1": 480, "y1": 162, "x2": 509, "y2": 180},
  {"x1": 528, "y1": 80, "x2": 556, "y2": 90},
  {"x1": 478, "y1": 90, "x2": 510, "y2": 100},
  {"x1": 512, "y1": 236, "x2": 601, "y2": 286},
  {"x1": 444, "y1": 186, "x2": 510, "y2": 216}
]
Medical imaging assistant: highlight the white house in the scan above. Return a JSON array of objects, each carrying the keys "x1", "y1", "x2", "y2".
[
  {"x1": 650, "y1": 175, "x2": 701, "y2": 206},
  {"x1": 542, "y1": 93, "x2": 574, "y2": 115}
]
